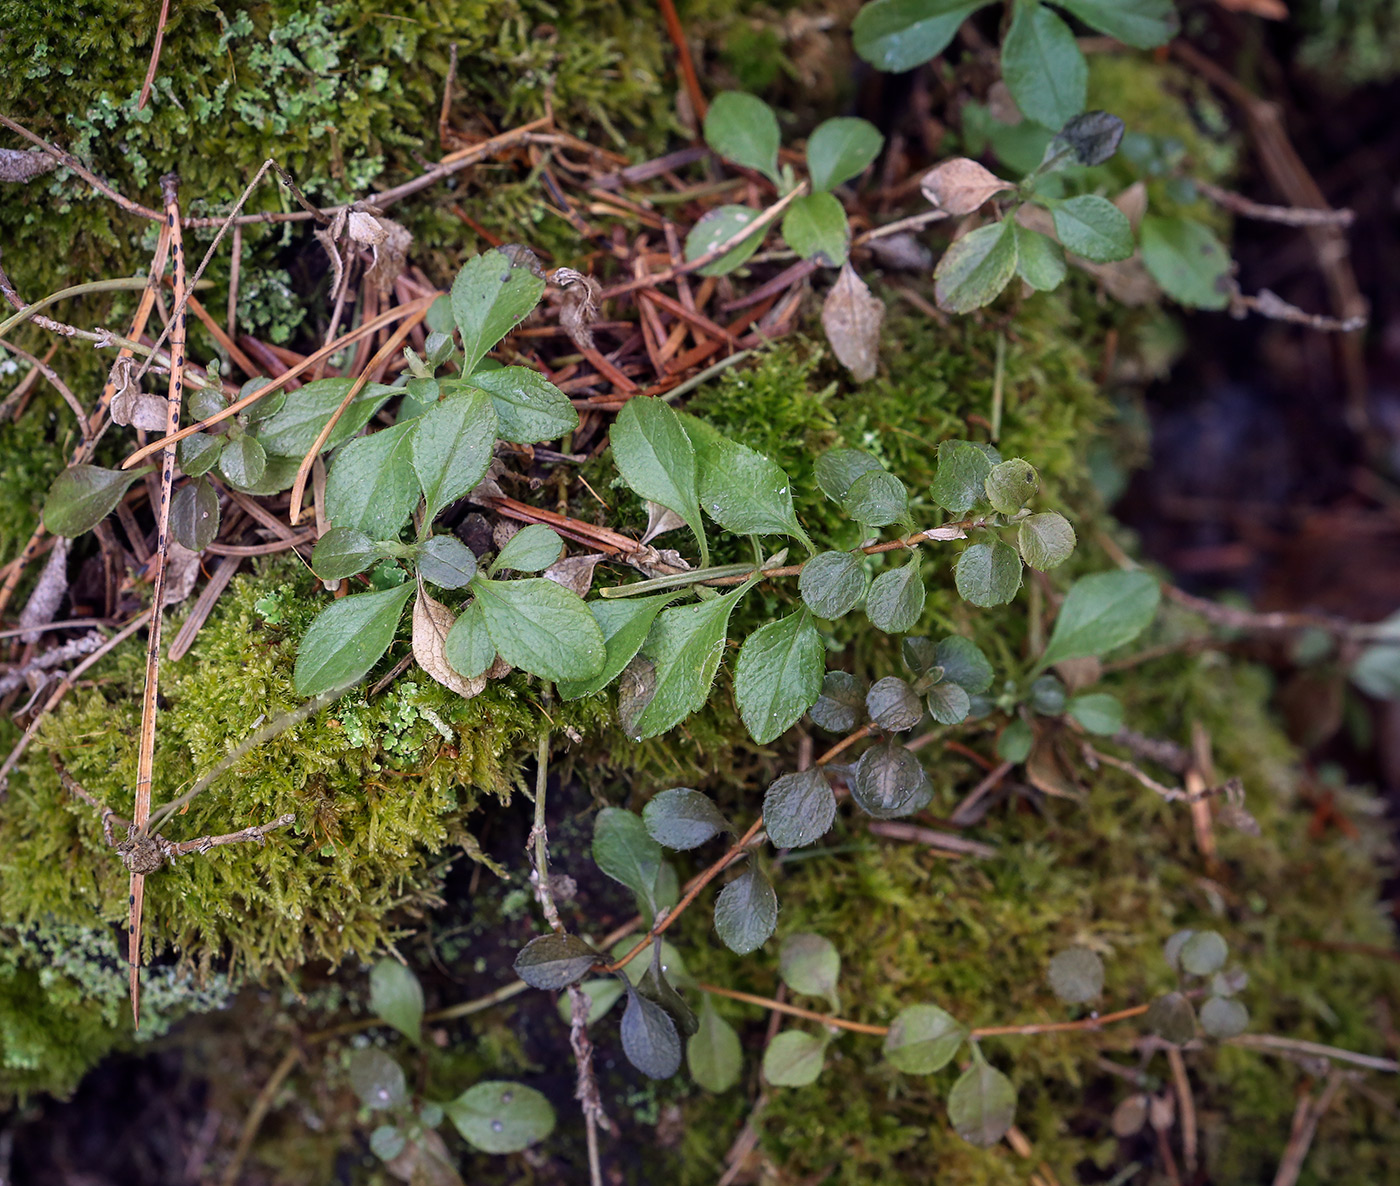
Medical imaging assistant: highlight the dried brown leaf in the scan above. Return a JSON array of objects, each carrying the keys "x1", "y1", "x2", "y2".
[
  {"x1": 543, "y1": 552, "x2": 605, "y2": 597},
  {"x1": 412, "y1": 587, "x2": 486, "y2": 699},
  {"x1": 821, "y1": 263, "x2": 884, "y2": 382},
  {"x1": 867, "y1": 232, "x2": 934, "y2": 272},
  {"x1": 365, "y1": 217, "x2": 413, "y2": 299},
  {"x1": 641, "y1": 501, "x2": 686, "y2": 545},
  {"x1": 921, "y1": 159, "x2": 1014, "y2": 216},
  {"x1": 161, "y1": 541, "x2": 202, "y2": 607},
  {"x1": 1215, "y1": 0, "x2": 1287, "y2": 17},
  {"x1": 1114, "y1": 181, "x2": 1149, "y2": 231},
  {"x1": 552, "y1": 267, "x2": 602, "y2": 351}
]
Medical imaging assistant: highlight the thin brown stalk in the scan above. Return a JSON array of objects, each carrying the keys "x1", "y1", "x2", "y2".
[
  {"x1": 128, "y1": 173, "x2": 186, "y2": 1027},
  {"x1": 121, "y1": 297, "x2": 434, "y2": 469},
  {"x1": 136, "y1": 0, "x2": 172, "y2": 110},
  {"x1": 286, "y1": 302, "x2": 431, "y2": 524}
]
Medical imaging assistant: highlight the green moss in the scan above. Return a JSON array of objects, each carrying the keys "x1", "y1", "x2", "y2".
[
  {"x1": 0, "y1": 557, "x2": 611, "y2": 983},
  {"x1": 667, "y1": 649, "x2": 1399, "y2": 1185}
]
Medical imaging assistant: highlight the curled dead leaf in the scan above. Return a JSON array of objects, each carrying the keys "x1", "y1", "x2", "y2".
[
  {"x1": 1114, "y1": 181, "x2": 1149, "y2": 231},
  {"x1": 641, "y1": 501, "x2": 686, "y2": 545},
  {"x1": 822, "y1": 263, "x2": 884, "y2": 382},
  {"x1": 552, "y1": 267, "x2": 602, "y2": 350},
  {"x1": 921, "y1": 159, "x2": 1014, "y2": 216},
  {"x1": 543, "y1": 552, "x2": 605, "y2": 597},
  {"x1": 413, "y1": 587, "x2": 487, "y2": 699},
  {"x1": 162, "y1": 541, "x2": 203, "y2": 608}
]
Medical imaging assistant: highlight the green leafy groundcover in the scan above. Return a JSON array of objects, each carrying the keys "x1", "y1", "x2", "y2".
[{"x1": 1, "y1": 9, "x2": 1396, "y2": 1185}]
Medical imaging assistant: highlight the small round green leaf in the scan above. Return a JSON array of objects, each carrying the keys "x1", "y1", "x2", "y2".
[
  {"x1": 1179, "y1": 930, "x2": 1229, "y2": 977},
  {"x1": 926, "y1": 680, "x2": 971, "y2": 725},
  {"x1": 1018, "y1": 511, "x2": 1076, "y2": 571},
  {"x1": 1029, "y1": 674, "x2": 1066, "y2": 715},
  {"x1": 843, "y1": 468, "x2": 908, "y2": 526},
  {"x1": 934, "y1": 220, "x2": 1018, "y2": 315},
  {"x1": 763, "y1": 1030, "x2": 827, "y2": 1087},
  {"x1": 763, "y1": 768, "x2": 838, "y2": 849},
  {"x1": 311, "y1": 526, "x2": 378, "y2": 580},
  {"x1": 779, "y1": 933, "x2": 840, "y2": 1000},
  {"x1": 806, "y1": 116, "x2": 884, "y2": 192},
  {"x1": 984, "y1": 458, "x2": 1039, "y2": 514},
  {"x1": 934, "y1": 636, "x2": 994, "y2": 694},
  {"x1": 685, "y1": 205, "x2": 767, "y2": 277},
  {"x1": 1050, "y1": 195, "x2": 1134, "y2": 264},
  {"x1": 714, "y1": 861, "x2": 778, "y2": 955},
  {"x1": 369, "y1": 1125, "x2": 405, "y2": 1162},
  {"x1": 948, "y1": 1053, "x2": 1017, "y2": 1148},
  {"x1": 883, "y1": 1004, "x2": 967, "y2": 1074},
  {"x1": 450, "y1": 249, "x2": 547, "y2": 374},
  {"x1": 867, "y1": 562, "x2": 925, "y2": 633},
  {"x1": 170, "y1": 478, "x2": 219, "y2": 552},
  {"x1": 178, "y1": 431, "x2": 223, "y2": 477},
  {"x1": 782, "y1": 191, "x2": 851, "y2": 266},
  {"x1": 417, "y1": 534, "x2": 478, "y2": 589},
  {"x1": 621, "y1": 988, "x2": 683, "y2": 1079},
  {"x1": 688, "y1": 995, "x2": 743, "y2": 1093},
  {"x1": 703, "y1": 91, "x2": 781, "y2": 184},
  {"x1": 997, "y1": 718, "x2": 1033, "y2": 764},
  {"x1": 1163, "y1": 929, "x2": 1195, "y2": 973},
  {"x1": 490, "y1": 524, "x2": 564, "y2": 575},
  {"x1": 643, "y1": 788, "x2": 730, "y2": 851},
  {"x1": 370, "y1": 958, "x2": 424, "y2": 1046},
  {"x1": 1067, "y1": 692, "x2": 1123, "y2": 736},
  {"x1": 955, "y1": 541, "x2": 1023, "y2": 607},
  {"x1": 218, "y1": 432, "x2": 267, "y2": 489},
  {"x1": 814, "y1": 447, "x2": 882, "y2": 504},
  {"x1": 1145, "y1": 991, "x2": 1197, "y2": 1045},
  {"x1": 1199, "y1": 995, "x2": 1249, "y2": 1040},
  {"x1": 1047, "y1": 946, "x2": 1104, "y2": 1004},
  {"x1": 799, "y1": 550, "x2": 867, "y2": 619},
  {"x1": 348, "y1": 1048, "x2": 406, "y2": 1111},
  {"x1": 866, "y1": 676, "x2": 923, "y2": 732},
  {"x1": 852, "y1": 741, "x2": 933, "y2": 819},
  {"x1": 930, "y1": 440, "x2": 997, "y2": 515},
  {"x1": 446, "y1": 1081, "x2": 556, "y2": 1154},
  {"x1": 513, "y1": 933, "x2": 601, "y2": 990},
  {"x1": 809, "y1": 671, "x2": 866, "y2": 733}
]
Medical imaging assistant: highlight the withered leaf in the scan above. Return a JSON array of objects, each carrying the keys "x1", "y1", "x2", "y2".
[
  {"x1": 413, "y1": 587, "x2": 486, "y2": 699},
  {"x1": 821, "y1": 263, "x2": 884, "y2": 383},
  {"x1": 543, "y1": 552, "x2": 605, "y2": 598},
  {"x1": 641, "y1": 501, "x2": 686, "y2": 545},
  {"x1": 921, "y1": 159, "x2": 1014, "y2": 216}
]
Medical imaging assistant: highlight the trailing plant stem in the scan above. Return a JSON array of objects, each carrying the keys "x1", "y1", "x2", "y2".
[{"x1": 695, "y1": 983, "x2": 1154, "y2": 1040}]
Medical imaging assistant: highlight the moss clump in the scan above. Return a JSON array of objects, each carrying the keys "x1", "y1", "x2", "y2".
[{"x1": 0, "y1": 556, "x2": 611, "y2": 987}]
